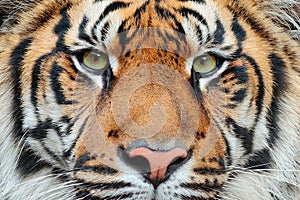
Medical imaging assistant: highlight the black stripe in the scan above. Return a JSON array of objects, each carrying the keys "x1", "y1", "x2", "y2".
[
  {"x1": 75, "y1": 165, "x2": 118, "y2": 175},
  {"x1": 221, "y1": 66, "x2": 249, "y2": 85},
  {"x1": 76, "y1": 190, "x2": 135, "y2": 200},
  {"x1": 226, "y1": 118, "x2": 252, "y2": 154},
  {"x1": 117, "y1": 24, "x2": 141, "y2": 53},
  {"x1": 270, "y1": 192, "x2": 281, "y2": 200},
  {"x1": 61, "y1": 115, "x2": 75, "y2": 137},
  {"x1": 74, "y1": 153, "x2": 95, "y2": 167},
  {"x1": 242, "y1": 54, "x2": 264, "y2": 126},
  {"x1": 91, "y1": 2, "x2": 131, "y2": 41},
  {"x1": 74, "y1": 153, "x2": 118, "y2": 174},
  {"x1": 180, "y1": 196, "x2": 213, "y2": 200},
  {"x1": 244, "y1": 148, "x2": 271, "y2": 169},
  {"x1": 74, "y1": 153, "x2": 118, "y2": 175},
  {"x1": 0, "y1": 13, "x2": 8, "y2": 27},
  {"x1": 194, "y1": 66, "x2": 234, "y2": 162},
  {"x1": 79, "y1": 16, "x2": 96, "y2": 45},
  {"x1": 267, "y1": 54, "x2": 287, "y2": 147},
  {"x1": 231, "y1": 88, "x2": 247, "y2": 102},
  {"x1": 9, "y1": 37, "x2": 33, "y2": 140},
  {"x1": 63, "y1": 115, "x2": 89, "y2": 158},
  {"x1": 227, "y1": 3, "x2": 273, "y2": 44},
  {"x1": 232, "y1": 15, "x2": 246, "y2": 40},
  {"x1": 178, "y1": 7, "x2": 210, "y2": 43},
  {"x1": 117, "y1": 19, "x2": 129, "y2": 34},
  {"x1": 190, "y1": 69, "x2": 202, "y2": 100},
  {"x1": 133, "y1": 1, "x2": 149, "y2": 23},
  {"x1": 195, "y1": 24, "x2": 204, "y2": 45},
  {"x1": 17, "y1": 145, "x2": 51, "y2": 177},
  {"x1": 220, "y1": 45, "x2": 233, "y2": 51},
  {"x1": 178, "y1": 7, "x2": 208, "y2": 29},
  {"x1": 76, "y1": 180, "x2": 131, "y2": 190},
  {"x1": 210, "y1": 115, "x2": 232, "y2": 166},
  {"x1": 115, "y1": 1, "x2": 152, "y2": 53},
  {"x1": 51, "y1": 62, "x2": 73, "y2": 105},
  {"x1": 40, "y1": 140, "x2": 67, "y2": 166},
  {"x1": 221, "y1": 66, "x2": 249, "y2": 109},
  {"x1": 29, "y1": 118, "x2": 53, "y2": 140},
  {"x1": 180, "y1": 180, "x2": 223, "y2": 193},
  {"x1": 100, "y1": 21, "x2": 110, "y2": 42},
  {"x1": 60, "y1": 115, "x2": 71, "y2": 126},
  {"x1": 75, "y1": 191, "x2": 91, "y2": 200},
  {"x1": 193, "y1": 168, "x2": 226, "y2": 175},
  {"x1": 15, "y1": 117, "x2": 64, "y2": 176},
  {"x1": 54, "y1": 4, "x2": 71, "y2": 51},
  {"x1": 28, "y1": 117, "x2": 65, "y2": 138},
  {"x1": 212, "y1": 19, "x2": 225, "y2": 45},
  {"x1": 98, "y1": 194, "x2": 133, "y2": 200},
  {"x1": 31, "y1": 55, "x2": 47, "y2": 116},
  {"x1": 101, "y1": 65, "x2": 114, "y2": 93},
  {"x1": 156, "y1": 5, "x2": 186, "y2": 35},
  {"x1": 231, "y1": 15, "x2": 246, "y2": 56}
]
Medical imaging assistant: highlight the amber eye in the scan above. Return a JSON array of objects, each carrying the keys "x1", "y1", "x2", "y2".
[
  {"x1": 82, "y1": 50, "x2": 109, "y2": 72},
  {"x1": 192, "y1": 54, "x2": 218, "y2": 75}
]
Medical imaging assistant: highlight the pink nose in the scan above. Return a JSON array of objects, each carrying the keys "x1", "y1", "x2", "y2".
[{"x1": 129, "y1": 147, "x2": 187, "y2": 187}]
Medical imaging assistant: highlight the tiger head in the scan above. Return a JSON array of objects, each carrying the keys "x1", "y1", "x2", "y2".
[{"x1": 0, "y1": 0, "x2": 299, "y2": 199}]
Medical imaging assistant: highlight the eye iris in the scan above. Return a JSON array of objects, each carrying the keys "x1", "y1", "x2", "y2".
[
  {"x1": 83, "y1": 50, "x2": 108, "y2": 70},
  {"x1": 91, "y1": 52, "x2": 100, "y2": 63},
  {"x1": 193, "y1": 55, "x2": 217, "y2": 74}
]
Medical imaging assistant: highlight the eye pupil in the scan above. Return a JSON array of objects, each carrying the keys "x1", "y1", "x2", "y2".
[
  {"x1": 92, "y1": 53, "x2": 101, "y2": 62},
  {"x1": 199, "y1": 56, "x2": 207, "y2": 65}
]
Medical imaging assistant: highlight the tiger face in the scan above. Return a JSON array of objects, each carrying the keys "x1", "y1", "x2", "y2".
[{"x1": 0, "y1": 0, "x2": 299, "y2": 199}]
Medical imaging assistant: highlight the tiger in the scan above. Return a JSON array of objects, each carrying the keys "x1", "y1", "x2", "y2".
[{"x1": 0, "y1": 0, "x2": 299, "y2": 199}]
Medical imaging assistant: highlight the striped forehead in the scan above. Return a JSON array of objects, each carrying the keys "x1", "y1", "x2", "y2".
[{"x1": 67, "y1": 0, "x2": 237, "y2": 57}]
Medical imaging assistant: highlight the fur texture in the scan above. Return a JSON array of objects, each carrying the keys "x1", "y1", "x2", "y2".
[{"x1": 0, "y1": 0, "x2": 299, "y2": 199}]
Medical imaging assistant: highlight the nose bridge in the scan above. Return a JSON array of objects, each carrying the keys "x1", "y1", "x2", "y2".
[
  {"x1": 126, "y1": 80, "x2": 181, "y2": 138},
  {"x1": 110, "y1": 59, "x2": 201, "y2": 144},
  {"x1": 112, "y1": 49, "x2": 192, "y2": 141},
  {"x1": 116, "y1": 48, "x2": 189, "y2": 78}
]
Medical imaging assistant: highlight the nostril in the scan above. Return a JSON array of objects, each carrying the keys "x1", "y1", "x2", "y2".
[
  {"x1": 169, "y1": 154, "x2": 188, "y2": 167},
  {"x1": 166, "y1": 151, "x2": 191, "y2": 174},
  {"x1": 118, "y1": 148, "x2": 151, "y2": 173}
]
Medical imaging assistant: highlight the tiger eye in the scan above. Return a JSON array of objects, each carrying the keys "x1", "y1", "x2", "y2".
[
  {"x1": 193, "y1": 55, "x2": 217, "y2": 75},
  {"x1": 82, "y1": 50, "x2": 109, "y2": 71}
]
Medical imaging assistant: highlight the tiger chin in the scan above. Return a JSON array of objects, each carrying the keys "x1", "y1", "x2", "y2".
[{"x1": 0, "y1": 0, "x2": 299, "y2": 199}]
